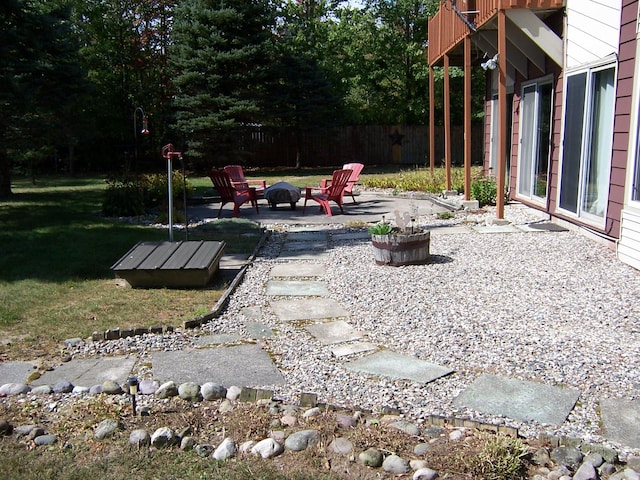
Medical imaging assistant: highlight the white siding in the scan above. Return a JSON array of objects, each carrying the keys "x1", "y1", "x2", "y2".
[
  {"x1": 618, "y1": 210, "x2": 640, "y2": 270},
  {"x1": 565, "y1": 0, "x2": 622, "y2": 69}
]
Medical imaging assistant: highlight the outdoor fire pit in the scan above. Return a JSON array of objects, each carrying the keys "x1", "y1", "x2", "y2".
[{"x1": 264, "y1": 181, "x2": 301, "y2": 210}]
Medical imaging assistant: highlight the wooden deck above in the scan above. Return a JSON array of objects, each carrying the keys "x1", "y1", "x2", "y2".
[{"x1": 428, "y1": 0, "x2": 565, "y2": 65}]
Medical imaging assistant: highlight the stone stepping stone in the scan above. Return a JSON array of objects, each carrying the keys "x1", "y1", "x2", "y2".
[
  {"x1": 428, "y1": 225, "x2": 470, "y2": 235},
  {"x1": 332, "y1": 232, "x2": 370, "y2": 241},
  {"x1": 32, "y1": 356, "x2": 136, "y2": 389},
  {"x1": 270, "y1": 298, "x2": 349, "y2": 322},
  {"x1": 281, "y1": 240, "x2": 327, "y2": 251},
  {"x1": 305, "y1": 320, "x2": 363, "y2": 345},
  {"x1": 345, "y1": 350, "x2": 453, "y2": 384},
  {"x1": 600, "y1": 397, "x2": 640, "y2": 449},
  {"x1": 270, "y1": 264, "x2": 326, "y2": 277},
  {"x1": 244, "y1": 321, "x2": 274, "y2": 338},
  {"x1": 471, "y1": 224, "x2": 521, "y2": 234},
  {"x1": 265, "y1": 280, "x2": 328, "y2": 296},
  {"x1": 453, "y1": 374, "x2": 580, "y2": 426},
  {"x1": 277, "y1": 250, "x2": 329, "y2": 261},
  {"x1": 151, "y1": 344, "x2": 284, "y2": 386},
  {"x1": 331, "y1": 342, "x2": 378, "y2": 357},
  {"x1": 286, "y1": 231, "x2": 329, "y2": 241},
  {"x1": 240, "y1": 306, "x2": 262, "y2": 319},
  {"x1": 0, "y1": 361, "x2": 37, "y2": 384},
  {"x1": 195, "y1": 334, "x2": 241, "y2": 346}
]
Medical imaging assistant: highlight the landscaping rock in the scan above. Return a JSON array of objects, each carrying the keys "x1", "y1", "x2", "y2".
[
  {"x1": 551, "y1": 446, "x2": 584, "y2": 469},
  {"x1": 155, "y1": 381, "x2": 178, "y2": 399},
  {"x1": 328, "y1": 437, "x2": 353, "y2": 455},
  {"x1": 34, "y1": 434, "x2": 58, "y2": 446},
  {"x1": 180, "y1": 436, "x2": 196, "y2": 451},
  {"x1": 532, "y1": 447, "x2": 551, "y2": 466},
  {"x1": 383, "y1": 454, "x2": 410, "y2": 474},
  {"x1": 129, "y1": 429, "x2": 151, "y2": 448},
  {"x1": 583, "y1": 452, "x2": 604, "y2": 468},
  {"x1": 359, "y1": 447, "x2": 383, "y2": 468},
  {"x1": 0, "y1": 420, "x2": 13, "y2": 436},
  {"x1": 151, "y1": 427, "x2": 178, "y2": 448},
  {"x1": 30, "y1": 385, "x2": 52, "y2": 395},
  {"x1": 101, "y1": 380, "x2": 122, "y2": 395},
  {"x1": 201, "y1": 382, "x2": 226, "y2": 400},
  {"x1": 413, "y1": 467, "x2": 439, "y2": 480},
  {"x1": 195, "y1": 444, "x2": 215, "y2": 457},
  {"x1": 388, "y1": 420, "x2": 420, "y2": 436},
  {"x1": 213, "y1": 437, "x2": 237, "y2": 460},
  {"x1": 573, "y1": 462, "x2": 597, "y2": 480},
  {"x1": 610, "y1": 469, "x2": 640, "y2": 480},
  {"x1": 178, "y1": 382, "x2": 202, "y2": 402},
  {"x1": 251, "y1": 438, "x2": 284, "y2": 459},
  {"x1": 138, "y1": 379, "x2": 158, "y2": 395},
  {"x1": 413, "y1": 443, "x2": 431, "y2": 456},
  {"x1": 285, "y1": 429, "x2": 320, "y2": 451},
  {"x1": 94, "y1": 419, "x2": 119, "y2": 440},
  {"x1": 226, "y1": 385, "x2": 241, "y2": 400}
]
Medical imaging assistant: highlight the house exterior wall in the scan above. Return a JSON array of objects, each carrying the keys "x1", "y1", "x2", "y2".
[
  {"x1": 565, "y1": 0, "x2": 622, "y2": 70},
  {"x1": 618, "y1": 0, "x2": 640, "y2": 269}
]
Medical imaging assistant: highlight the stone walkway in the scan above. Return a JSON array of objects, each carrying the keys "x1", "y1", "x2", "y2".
[{"x1": 2, "y1": 220, "x2": 640, "y2": 452}]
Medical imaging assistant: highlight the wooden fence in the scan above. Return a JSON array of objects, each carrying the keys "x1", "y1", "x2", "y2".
[{"x1": 237, "y1": 125, "x2": 484, "y2": 168}]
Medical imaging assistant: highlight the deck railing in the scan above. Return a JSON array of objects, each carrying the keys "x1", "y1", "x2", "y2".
[{"x1": 427, "y1": 0, "x2": 565, "y2": 65}]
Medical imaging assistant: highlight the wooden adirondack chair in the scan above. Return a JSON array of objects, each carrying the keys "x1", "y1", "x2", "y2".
[
  {"x1": 321, "y1": 162, "x2": 364, "y2": 203},
  {"x1": 223, "y1": 165, "x2": 266, "y2": 196},
  {"x1": 303, "y1": 169, "x2": 353, "y2": 216},
  {"x1": 208, "y1": 170, "x2": 259, "y2": 218}
]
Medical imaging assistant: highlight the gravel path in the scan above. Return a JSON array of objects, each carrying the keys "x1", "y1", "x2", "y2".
[{"x1": 201, "y1": 201, "x2": 640, "y2": 455}]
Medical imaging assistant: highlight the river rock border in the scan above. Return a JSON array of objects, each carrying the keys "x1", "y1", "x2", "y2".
[{"x1": 2, "y1": 379, "x2": 639, "y2": 479}]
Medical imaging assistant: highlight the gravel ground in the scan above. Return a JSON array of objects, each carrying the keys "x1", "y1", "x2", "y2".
[{"x1": 199, "y1": 200, "x2": 640, "y2": 456}]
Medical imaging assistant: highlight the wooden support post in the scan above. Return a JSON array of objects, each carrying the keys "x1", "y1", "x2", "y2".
[
  {"x1": 496, "y1": 9, "x2": 507, "y2": 219},
  {"x1": 429, "y1": 66, "x2": 435, "y2": 173},
  {"x1": 444, "y1": 54, "x2": 452, "y2": 191},
  {"x1": 464, "y1": 36, "x2": 472, "y2": 201}
]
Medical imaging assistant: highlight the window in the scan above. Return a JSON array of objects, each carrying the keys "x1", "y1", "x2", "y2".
[
  {"x1": 558, "y1": 65, "x2": 615, "y2": 224},
  {"x1": 517, "y1": 80, "x2": 553, "y2": 202}
]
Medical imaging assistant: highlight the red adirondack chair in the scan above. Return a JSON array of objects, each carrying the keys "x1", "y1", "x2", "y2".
[
  {"x1": 223, "y1": 165, "x2": 266, "y2": 196},
  {"x1": 209, "y1": 170, "x2": 259, "y2": 218},
  {"x1": 303, "y1": 169, "x2": 353, "y2": 216},
  {"x1": 321, "y1": 163, "x2": 364, "y2": 203}
]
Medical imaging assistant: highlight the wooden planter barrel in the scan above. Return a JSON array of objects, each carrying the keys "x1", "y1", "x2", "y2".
[{"x1": 371, "y1": 231, "x2": 431, "y2": 266}]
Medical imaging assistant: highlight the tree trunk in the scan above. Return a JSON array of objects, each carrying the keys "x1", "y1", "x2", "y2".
[{"x1": 0, "y1": 148, "x2": 13, "y2": 198}]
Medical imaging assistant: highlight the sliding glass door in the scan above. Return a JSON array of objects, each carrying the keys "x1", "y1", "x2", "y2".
[
  {"x1": 559, "y1": 65, "x2": 615, "y2": 223},
  {"x1": 517, "y1": 80, "x2": 552, "y2": 202}
]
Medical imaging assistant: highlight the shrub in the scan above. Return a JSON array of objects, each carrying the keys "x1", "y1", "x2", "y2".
[
  {"x1": 470, "y1": 176, "x2": 498, "y2": 206},
  {"x1": 368, "y1": 223, "x2": 393, "y2": 235},
  {"x1": 102, "y1": 177, "x2": 145, "y2": 217},
  {"x1": 143, "y1": 171, "x2": 193, "y2": 208}
]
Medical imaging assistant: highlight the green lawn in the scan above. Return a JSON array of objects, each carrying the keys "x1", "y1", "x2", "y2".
[{"x1": 0, "y1": 176, "x2": 262, "y2": 359}]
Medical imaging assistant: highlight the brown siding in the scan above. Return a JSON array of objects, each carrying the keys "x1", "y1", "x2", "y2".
[{"x1": 609, "y1": 0, "x2": 638, "y2": 237}]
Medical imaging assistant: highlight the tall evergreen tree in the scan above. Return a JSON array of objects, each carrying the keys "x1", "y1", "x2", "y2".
[
  {"x1": 0, "y1": 0, "x2": 87, "y2": 196},
  {"x1": 169, "y1": 0, "x2": 276, "y2": 166}
]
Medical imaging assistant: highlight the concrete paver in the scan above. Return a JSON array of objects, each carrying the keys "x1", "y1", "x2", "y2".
[
  {"x1": 244, "y1": 321, "x2": 274, "y2": 338},
  {"x1": 330, "y1": 342, "x2": 378, "y2": 357},
  {"x1": 270, "y1": 298, "x2": 350, "y2": 321},
  {"x1": 345, "y1": 350, "x2": 454, "y2": 384},
  {"x1": 281, "y1": 241, "x2": 328, "y2": 251},
  {"x1": 0, "y1": 361, "x2": 37, "y2": 384},
  {"x1": 150, "y1": 344, "x2": 285, "y2": 387},
  {"x1": 265, "y1": 280, "x2": 329, "y2": 296},
  {"x1": 453, "y1": 374, "x2": 580, "y2": 426},
  {"x1": 269, "y1": 264, "x2": 326, "y2": 277},
  {"x1": 600, "y1": 397, "x2": 640, "y2": 449},
  {"x1": 31, "y1": 356, "x2": 136, "y2": 389},
  {"x1": 305, "y1": 320, "x2": 364, "y2": 345}
]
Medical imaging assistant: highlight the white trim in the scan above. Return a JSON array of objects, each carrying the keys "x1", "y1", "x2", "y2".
[{"x1": 625, "y1": 29, "x2": 640, "y2": 210}]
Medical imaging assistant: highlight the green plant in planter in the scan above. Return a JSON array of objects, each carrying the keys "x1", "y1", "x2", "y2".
[{"x1": 368, "y1": 222, "x2": 394, "y2": 235}]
